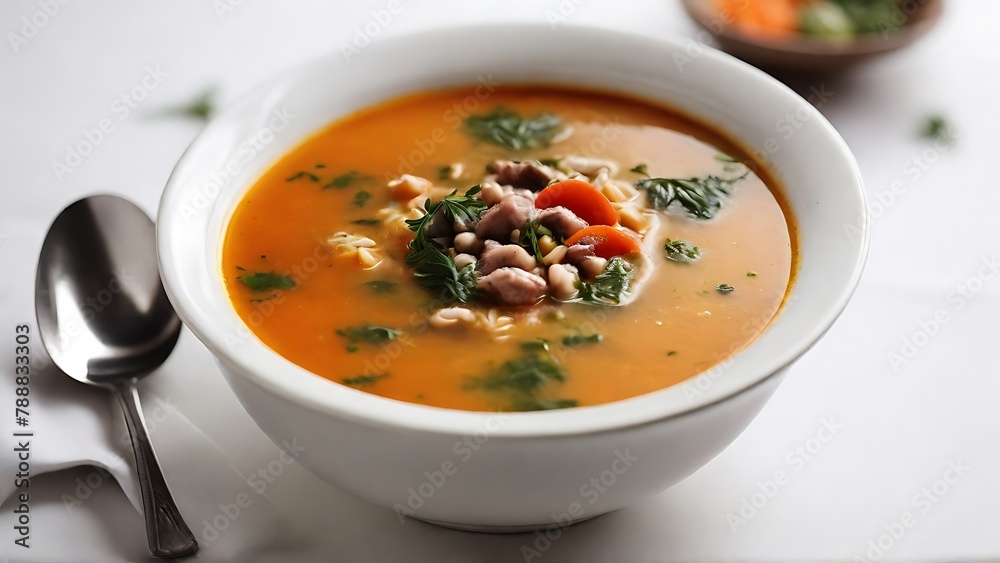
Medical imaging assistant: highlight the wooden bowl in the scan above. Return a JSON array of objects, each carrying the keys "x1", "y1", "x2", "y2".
[{"x1": 681, "y1": 0, "x2": 943, "y2": 72}]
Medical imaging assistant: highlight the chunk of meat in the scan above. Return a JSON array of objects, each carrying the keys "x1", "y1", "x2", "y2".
[
  {"x1": 478, "y1": 242, "x2": 536, "y2": 275},
  {"x1": 477, "y1": 267, "x2": 548, "y2": 306},
  {"x1": 565, "y1": 243, "x2": 596, "y2": 265},
  {"x1": 537, "y1": 206, "x2": 588, "y2": 239},
  {"x1": 487, "y1": 160, "x2": 565, "y2": 191},
  {"x1": 475, "y1": 194, "x2": 533, "y2": 241}
]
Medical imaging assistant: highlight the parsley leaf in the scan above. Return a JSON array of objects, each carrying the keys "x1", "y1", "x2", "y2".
[
  {"x1": 336, "y1": 324, "x2": 402, "y2": 352},
  {"x1": 630, "y1": 163, "x2": 648, "y2": 175},
  {"x1": 563, "y1": 333, "x2": 603, "y2": 347},
  {"x1": 238, "y1": 271, "x2": 296, "y2": 293},
  {"x1": 636, "y1": 173, "x2": 747, "y2": 219},
  {"x1": 470, "y1": 340, "x2": 576, "y2": 411},
  {"x1": 577, "y1": 257, "x2": 634, "y2": 305},
  {"x1": 717, "y1": 283, "x2": 735, "y2": 294},
  {"x1": 922, "y1": 115, "x2": 954, "y2": 143},
  {"x1": 352, "y1": 190, "x2": 371, "y2": 208},
  {"x1": 664, "y1": 238, "x2": 702, "y2": 263},
  {"x1": 286, "y1": 171, "x2": 320, "y2": 183},
  {"x1": 352, "y1": 218, "x2": 380, "y2": 226},
  {"x1": 342, "y1": 373, "x2": 388, "y2": 388},
  {"x1": 324, "y1": 171, "x2": 367, "y2": 189},
  {"x1": 404, "y1": 186, "x2": 487, "y2": 304},
  {"x1": 465, "y1": 107, "x2": 564, "y2": 150},
  {"x1": 511, "y1": 398, "x2": 578, "y2": 411},
  {"x1": 172, "y1": 88, "x2": 214, "y2": 120}
]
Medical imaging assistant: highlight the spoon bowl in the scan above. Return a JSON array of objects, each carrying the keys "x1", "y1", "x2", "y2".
[{"x1": 35, "y1": 195, "x2": 198, "y2": 558}]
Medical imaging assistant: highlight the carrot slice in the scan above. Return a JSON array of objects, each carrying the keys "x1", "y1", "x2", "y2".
[
  {"x1": 564, "y1": 225, "x2": 641, "y2": 259},
  {"x1": 535, "y1": 179, "x2": 617, "y2": 226}
]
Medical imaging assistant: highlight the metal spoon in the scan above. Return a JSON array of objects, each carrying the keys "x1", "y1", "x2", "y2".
[{"x1": 34, "y1": 195, "x2": 198, "y2": 558}]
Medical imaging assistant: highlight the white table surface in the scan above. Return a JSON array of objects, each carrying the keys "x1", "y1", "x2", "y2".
[{"x1": 2, "y1": 1, "x2": 999, "y2": 561}]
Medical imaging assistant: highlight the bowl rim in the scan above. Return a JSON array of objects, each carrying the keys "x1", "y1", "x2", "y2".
[
  {"x1": 157, "y1": 23, "x2": 870, "y2": 439},
  {"x1": 680, "y1": 0, "x2": 943, "y2": 57}
]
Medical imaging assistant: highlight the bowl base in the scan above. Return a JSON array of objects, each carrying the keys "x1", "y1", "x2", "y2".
[{"x1": 414, "y1": 514, "x2": 602, "y2": 534}]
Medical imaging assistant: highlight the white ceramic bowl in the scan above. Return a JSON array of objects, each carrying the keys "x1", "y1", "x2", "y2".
[{"x1": 157, "y1": 24, "x2": 868, "y2": 531}]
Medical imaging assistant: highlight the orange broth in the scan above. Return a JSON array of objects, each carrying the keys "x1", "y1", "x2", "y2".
[{"x1": 222, "y1": 86, "x2": 795, "y2": 412}]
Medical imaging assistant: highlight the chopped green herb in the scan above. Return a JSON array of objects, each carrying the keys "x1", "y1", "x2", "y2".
[
  {"x1": 404, "y1": 186, "x2": 487, "y2": 304},
  {"x1": 511, "y1": 398, "x2": 578, "y2": 412},
  {"x1": 520, "y1": 219, "x2": 554, "y2": 264},
  {"x1": 238, "y1": 271, "x2": 296, "y2": 293},
  {"x1": 163, "y1": 88, "x2": 215, "y2": 120},
  {"x1": 437, "y1": 165, "x2": 455, "y2": 180},
  {"x1": 664, "y1": 238, "x2": 702, "y2": 263},
  {"x1": 636, "y1": 173, "x2": 747, "y2": 219},
  {"x1": 342, "y1": 373, "x2": 388, "y2": 388},
  {"x1": 747, "y1": 271, "x2": 757, "y2": 277},
  {"x1": 235, "y1": 265, "x2": 246, "y2": 271},
  {"x1": 922, "y1": 116, "x2": 953, "y2": 143},
  {"x1": 324, "y1": 171, "x2": 367, "y2": 189},
  {"x1": 521, "y1": 339, "x2": 551, "y2": 353},
  {"x1": 470, "y1": 342, "x2": 576, "y2": 412},
  {"x1": 563, "y1": 333, "x2": 603, "y2": 347},
  {"x1": 249, "y1": 294, "x2": 276, "y2": 304},
  {"x1": 363, "y1": 280, "x2": 397, "y2": 293},
  {"x1": 286, "y1": 171, "x2": 320, "y2": 183},
  {"x1": 714, "y1": 153, "x2": 740, "y2": 164},
  {"x1": 465, "y1": 107, "x2": 564, "y2": 150},
  {"x1": 577, "y1": 257, "x2": 634, "y2": 305},
  {"x1": 352, "y1": 190, "x2": 371, "y2": 208},
  {"x1": 538, "y1": 158, "x2": 562, "y2": 168},
  {"x1": 352, "y1": 218, "x2": 380, "y2": 226},
  {"x1": 478, "y1": 353, "x2": 565, "y2": 394},
  {"x1": 717, "y1": 283, "x2": 735, "y2": 294},
  {"x1": 315, "y1": 163, "x2": 326, "y2": 169},
  {"x1": 336, "y1": 324, "x2": 402, "y2": 352},
  {"x1": 260, "y1": 255, "x2": 267, "y2": 259},
  {"x1": 667, "y1": 350, "x2": 678, "y2": 357},
  {"x1": 629, "y1": 163, "x2": 648, "y2": 176}
]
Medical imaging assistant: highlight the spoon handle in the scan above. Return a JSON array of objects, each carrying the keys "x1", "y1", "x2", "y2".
[{"x1": 114, "y1": 381, "x2": 199, "y2": 558}]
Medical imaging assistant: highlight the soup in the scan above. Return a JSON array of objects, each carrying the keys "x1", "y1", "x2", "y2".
[{"x1": 221, "y1": 86, "x2": 795, "y2": 412}]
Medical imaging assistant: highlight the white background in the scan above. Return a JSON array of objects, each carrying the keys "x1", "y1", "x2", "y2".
[{"x1": 1, "y1": 1, "x2": 999, "y2": 561}]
